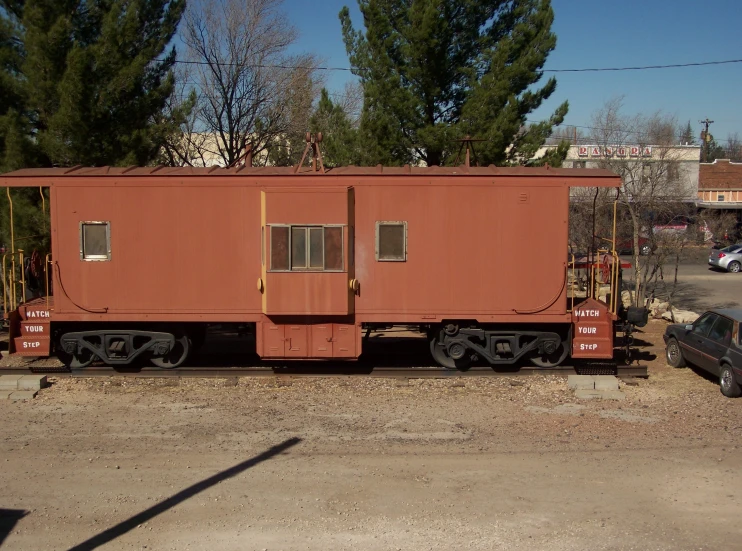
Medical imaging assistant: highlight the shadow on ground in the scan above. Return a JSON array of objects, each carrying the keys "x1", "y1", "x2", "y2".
[
  {"x1": 0, "y1": 509, "x2": 27, "y2": 547},
  {"x1": 65, "y1": 438, "x2": 301, "y2": 551}
]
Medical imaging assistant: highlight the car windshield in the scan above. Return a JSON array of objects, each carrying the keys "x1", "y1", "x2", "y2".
[{"x1": 721, "y1": 245, "x2": 742, "y2": 253}]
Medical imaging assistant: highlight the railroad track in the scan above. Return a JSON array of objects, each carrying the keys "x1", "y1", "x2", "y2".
[{"x1": 2, "y1": 362, "x2": 648, "y2": 378}]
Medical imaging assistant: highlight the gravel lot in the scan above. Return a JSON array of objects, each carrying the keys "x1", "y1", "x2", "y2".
[{"x1": 2, "y1": 319, "x2": 742, "y2": 550}]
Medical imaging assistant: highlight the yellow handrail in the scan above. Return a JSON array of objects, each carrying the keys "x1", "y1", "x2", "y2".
[
  {"x1": 40, "y1": 187, "x2": 46, "y2": 234},
  {"x1": 2, "y1": 255, "x2": 7, "y2": 316},
  {"x1": 2, "y1": 251, "x2": 27, "y2": 316},
  {"x1": 45, "y1": 253, "x2": 52, "y2": 311},
  {"x1": 18, "y1": 249, "x2": 25, "y2": 305},
  {"x1": 568, "y1": 253, "x2": 575, "y2": 312},
  {"x1": 6, "y1": 188, "x2": 13, "y2": 262}
]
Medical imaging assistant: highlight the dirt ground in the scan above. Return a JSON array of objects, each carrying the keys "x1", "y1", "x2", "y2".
[{"x1": 2, "y1": 319, "x2": 742, "y2": 551}]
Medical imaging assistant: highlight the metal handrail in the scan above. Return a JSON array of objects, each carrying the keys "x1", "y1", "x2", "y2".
[
  {"x1": 2, "y1": 255, "x2": 7, "y2": 316},
  {"x1": 45, "y1": 253, "x2": 52, "y2": 311},
  {"x1": 568, "y1": 253, "x2": 576, "y2": 313},
  {"x1": 2, "y1": 250, "x2": 26, "y2": 316}
]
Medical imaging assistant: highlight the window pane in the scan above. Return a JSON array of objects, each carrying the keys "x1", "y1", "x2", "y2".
[
  {"x1": 709, "y1": 317, "x2": 733, "y2": 345},
  {"x1": 82, "y1": 224, "x2": 108, "y2": 258},
  {"x1": 291, "y1": 227, "x2": 307, "y2": 269},
  {"x1": 309, "y1": 227, "x2": 323, "y2": 269},
  {"x1": 324, "y1": 227, "x2": 343, "y2": 270},
  {"x1": 270, "y1": 226, "x2": 289, "y2": 270},
  {"x1": 378, "y1": 223, "x2": 405, "y2": 260},
  {"x1": 693, "y1": 313, "x2": 717, "y2": 337}
]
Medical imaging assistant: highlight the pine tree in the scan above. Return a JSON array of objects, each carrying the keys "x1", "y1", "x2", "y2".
[
  {"x1": 0, "y1": 5, "x2": 38, "y2": 172},
  {"x1": 309, "y1": 89, "x2": 361, "y2": 167},
  {"x1": 339, "y1": 0, "x2": 568, "y2": 167},
  {"x1": 0, "y1": 0, "x2": 188, "y2": 169},
  {"x1": 679, "y1": 121, "x2": 695, "y2": 145}
]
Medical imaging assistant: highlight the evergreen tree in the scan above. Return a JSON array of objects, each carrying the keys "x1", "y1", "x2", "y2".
[
  {"x1": 0, "y1": 0, "x2": 188, "y2": 170},
  {"x1": 679, "y1": 120, "x2": 695, "y2": 145},
  {"x1": 704, "y1": 136, "x2": 726, "y2": 163},
  {"x1": 339, "y1": 0, "x2": 568, "y2": 167},
  {"x1": 0, "y1": 4, "x2": 38, "y2": 172},
  {"x1": 309, "y1": 89, "x2": 361, "y2": 167}
]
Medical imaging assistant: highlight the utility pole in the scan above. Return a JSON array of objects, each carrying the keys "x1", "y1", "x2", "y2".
[{"x1": 699, "y1": 118, "x2": 714, "y2": 162}]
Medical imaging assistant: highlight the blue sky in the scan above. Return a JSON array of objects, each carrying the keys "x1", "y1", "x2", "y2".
[{"x1": 279, "y1": 0, "x2": 741, "y2": 144}]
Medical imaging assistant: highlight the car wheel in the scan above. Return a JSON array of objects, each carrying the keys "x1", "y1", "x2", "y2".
[
  {"x1": 665, "y1": 337, "x2": 686, "y2": 368},
  {"x1": 640, "y1": 244, "x2": 651, "y2": 256},
  {"x1": 720, "y1": 364, "x2": 742, "y2": 398},
  {"x1": 727, "y1": 261, "x2": 741, "y2": 273}
]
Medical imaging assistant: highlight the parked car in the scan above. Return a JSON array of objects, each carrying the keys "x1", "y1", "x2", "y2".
[
  {"x1": 615, "y1": 236, "x2": 653, "y2": 256},
  {"x1": 569, "y1": 235, "x2": 652, "y2": 257},
  {"x1": 708, "y1": 244, "x2": 742, "y2": 273},
  {"x1": 663, "y1": 309, "x2": 742, "y2": 397}
]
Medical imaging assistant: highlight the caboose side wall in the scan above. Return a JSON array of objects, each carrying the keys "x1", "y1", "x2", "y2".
[
  {"x1": 2, "y1": 170, "x2": 618, "y2": 326},
  {"x1": 352, "y1": 181, "x2": 569, "y2": 322},
  {"x1": 52, "y1": 181, "x2": 263, "y2": 318},
  {"x1": 46, "y1": 175, "x2": 572, "y2": 323}
]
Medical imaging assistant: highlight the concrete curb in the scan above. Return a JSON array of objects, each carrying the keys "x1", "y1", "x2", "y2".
[
  {"x1": 0, "y1": 375, "x2": 48, "y2": 399},
  {"x1": 568, "y1": 375, "x2": 625, "y2": 400}
]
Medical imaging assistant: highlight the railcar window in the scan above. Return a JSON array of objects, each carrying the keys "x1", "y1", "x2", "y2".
[
  {"x1": 291, "y1": 227, "x2": 307, "y2": 269},
  {"x1": 269, "y1": 225, "x2": 344, "y2": 272},
  {"x1": 271, "y1": 226, "x2": 290, "y2": 270},
  {"x1": 324, "y1": 227, "x2": 343, "y2": 270},
  {"x1": 80, "y1": 222, "x2": 110, "y2": 261},
  {"x1": 376, "y1": 222, "x2": 406, "y2": 261},
  {"x1": 309, "y1": 228, "x2": 323, "y2": 269}
]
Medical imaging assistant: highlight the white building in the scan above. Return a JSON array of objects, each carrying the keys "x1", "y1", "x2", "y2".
[{"x1": 535, "y1": 144, "x2": 701, "y2": 202}]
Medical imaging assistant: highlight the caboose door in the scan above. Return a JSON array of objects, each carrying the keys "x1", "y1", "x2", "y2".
[{"x1": 260, "y1": 186, "x2": 355, "y2": 316}]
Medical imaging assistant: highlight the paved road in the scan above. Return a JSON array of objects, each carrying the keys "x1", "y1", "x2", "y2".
[{"x1": 621, "y1": 246, "x2": 742, "y2": 313}]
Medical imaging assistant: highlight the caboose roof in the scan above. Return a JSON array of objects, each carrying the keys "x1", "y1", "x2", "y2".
[{"x1": 1, "y1": 164, "x2": 621, "y2": 187}]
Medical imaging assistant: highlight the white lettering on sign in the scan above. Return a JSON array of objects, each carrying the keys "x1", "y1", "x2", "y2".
[
  {"x1": 27, "y1": 325, "x2": 44, "y2": 333},
  {"x1": 575, "y1": 309, "x2": 600, "y2": 317},
  {"x1": 579, "y1": 343, "x2": 599, "y2": 351},
  {"x1": 27, "y1": 310, "x2": 50, "y2": 318},
  {"x1": 22, "y1": 341, "x2": 41, "y2": 349},
  {"x1": 578, "y1": 327, "x2": 597, "y2": 334}
]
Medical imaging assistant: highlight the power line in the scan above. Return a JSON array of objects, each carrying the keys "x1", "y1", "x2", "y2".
[
  {"x1": 163, "y1": 57, "x2": 742, "y2": 73},
  {"x1": 170, "y1": 59, "x2": 352, "y2": 72},
  {"x1": 541, "y1": 58, "x2": 742, "y2": 73}
]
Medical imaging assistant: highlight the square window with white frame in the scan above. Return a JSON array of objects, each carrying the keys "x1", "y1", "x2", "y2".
[{"x1": 80, "y1": 222, "x2": 111, "y2": 261}]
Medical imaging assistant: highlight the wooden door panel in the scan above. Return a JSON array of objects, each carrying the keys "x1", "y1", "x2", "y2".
[
  {"x1": 263, "y1": 324, "x2": 285, "y2": 357},
  {"x1": 286, "y1": 325, "x2": 308, "y2": 357},
  {"x1": 311, "y1": 324, "x2": 333, "y2": 357},
  {"x1": 333, "y1": 324, "x2": 356, "y2": 358}
]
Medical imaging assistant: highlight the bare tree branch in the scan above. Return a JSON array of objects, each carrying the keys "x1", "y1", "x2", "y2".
[
  {"x1": 180, "y1": 0, "x2": 325, "y2": 167},
  {"x1": 578, "y1": 97, "x2": 693, "y2": 307}
]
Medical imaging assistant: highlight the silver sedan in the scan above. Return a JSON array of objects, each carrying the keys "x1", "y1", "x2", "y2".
[{"x1": 709, "y1": 244, "x2": 742, "y2": 273}]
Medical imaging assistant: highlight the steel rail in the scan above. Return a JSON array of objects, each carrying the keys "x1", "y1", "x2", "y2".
[{"x1": 1, "y1": 363, "x2": 648, "y2": 378}]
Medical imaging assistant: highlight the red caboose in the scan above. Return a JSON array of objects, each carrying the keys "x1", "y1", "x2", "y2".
[{"x1": 1, "y1": 160, "x2": 625, "y2": 369}]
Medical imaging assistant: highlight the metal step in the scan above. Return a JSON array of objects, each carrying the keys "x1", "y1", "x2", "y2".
[
  {"x1": 13, "y1": 336, "x2": 51, "y2": 357},
  {"x1": 20, "y1": 320, "x2": 50, "y2": 336}
]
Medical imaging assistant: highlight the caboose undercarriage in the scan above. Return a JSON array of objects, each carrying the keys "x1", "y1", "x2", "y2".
[
  {"x1": 47, "y1": 320, "x2": 571, "y2": 370},
  {"x1": 427, "y1": 322, "x2": 570, "y2": 369}
]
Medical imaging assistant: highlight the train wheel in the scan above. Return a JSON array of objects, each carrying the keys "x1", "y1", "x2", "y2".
[
  {"x1": 56, "y1": 346, "x2": 95, "y2": 369},
  {"x1": 528, "y1": 341, "x2": 569, "y2": 368},
  {"x1": 429, "y1": 336, "x2": 471, "y2": 370},
  {"x1": 151, "y1": 332, "x2": 191, "y2": 369}
]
